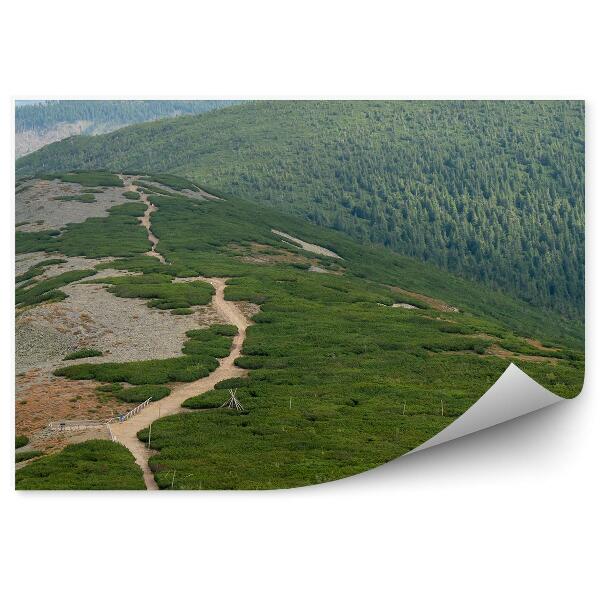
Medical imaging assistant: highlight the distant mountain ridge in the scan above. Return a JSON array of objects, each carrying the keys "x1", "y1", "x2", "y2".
[{"x1": 15, "y1": 100, "x2": 240, "y2": 157}]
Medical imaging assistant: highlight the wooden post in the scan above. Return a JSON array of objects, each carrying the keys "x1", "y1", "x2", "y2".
[
  {"x1": 221, "y1": 388, "x2": 245, "y2": 411},
  {"x1": 441, "y1": 399, "x2": 444, "y2": 416},
  {"x1": 171, "y1": 470, "x2": 176, "y2": 489}
]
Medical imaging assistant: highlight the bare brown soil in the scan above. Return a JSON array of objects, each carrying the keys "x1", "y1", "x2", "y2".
[
  {"x1": 525, "y1": 338, "x2": 559, "y2": 352},
  {"x1": 230, "y1": 242, "x2": 345, "y2": 275},
  {"x1": 389, "y1": 286, "x2": 459, "y2": 313},
  {"x1": 230, "y1": 242, "x2": 312, "y2": 266},
  {"x1": 271, "y1": 229, "x2": 342, "y2": 259},
  {"x1": 485, "y1": 344, "x2": 560, "y2": 364},
  {"x1": 235, "y1": 301, "x2": 261, "y2": 320},
  {"x1": 427, "y1": 338, "x2": 561, "y2": 364},
  {"x1": 15, "y1": 373, "x2": 130, "y2": 440},
  {"x1": 308, "y1": 265, "x2": 342, "y2": 275}
]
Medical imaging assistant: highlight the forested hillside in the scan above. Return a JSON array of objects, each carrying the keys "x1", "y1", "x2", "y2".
[{"x1": 16, "y1": 101, "x2": 585, "y2": 319}]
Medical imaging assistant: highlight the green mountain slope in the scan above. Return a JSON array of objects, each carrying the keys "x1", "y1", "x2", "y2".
[
  {"x1": 15, "y1": 172, "x2": 583, "y2": 489},
  {"x1": 16, "y1": 101, "x2": 585, "y2": 320}
]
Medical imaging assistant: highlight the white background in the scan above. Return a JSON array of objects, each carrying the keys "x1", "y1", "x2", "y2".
[{"x1": 1, "y1": 1, "x2": 597, "y2": 598}]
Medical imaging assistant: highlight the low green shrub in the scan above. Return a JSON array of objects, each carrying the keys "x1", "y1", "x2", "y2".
[
  {"x1": 182, "y1": 389, "x2": 228, "y2": 409},
  {"x1": 437, "y1": 323, "x2": 477, "y2": 334},
  {"x1": 497, "y1": 337, "x2": 568, "y2": 358},
  {"x1": 64, "y1": 348, "x2": 103, "y2": 360},
  {"x1": 37, "y1": 258, "x2": 68, "y2": 267},
  {"x1": 15, "y1": 435, "x2": 29, "y2": 449},
  {"x1": 53, "y1": 193, "x2": 96, "y2": 203},
  {"x1": 234, "y1": 356, "x2": 264, "y2": 369},
  {"x1": 392, "y1": 294, "x2": 429, "y2": 309},
  {"x1": 95, "y1": 256, "x2": 178, "y2": 275},
  {"x1": 96, "y1": 273, "x2": 213, "y2": 309},
  {"x1": 252, "y1": 313, "x2": 273, "y2": 323},
  {"x1": 143, "y1": 173, "x2": 200, "y2": 191},
  {"x1": 181, "y1": 398, "x2": 222, "y2": 409},
  {"x1": 96, "y1": 383, "x2": 123, "y2": 393},
  {"x1": 15, "y1": 229, "x2": 61, "y2": 254},
  {"x1": 134, "y1": 183, "x2": 191, "y2": 201},
  {"x1": 114, "y1": 385, "x2": 170, "y2": 403},
  {"x1": 15, "y1": 258, "x2": 67, "y2": 284},
  {"x1": 55, "y1": 355, "x2": 216, "y2": 385},
  {"x1": 210, "y1": 324, "x2": 238, "y2": 336},
  {"x1": 43, "y1": 171, "x2": 123, "y2": 187},
  {"x1": 123, "y1": 191, "x2": 141, "y2": 200},
  {"x1": 214, "y1": 377, "x2": 249, "y2": 389},
  {"x1": 16, "y1": 450, "x2": 44, "y2": 463},
  {"x1": 423, "y1": 337, "x2": 493, "y2": 354},
  {"x1": 182, "y1": 337, "x2": 231, "y2": 358},
  {"x1": 15, "y1": 269, "x2": 96, "y2": 307},
  {"x1": 171, "y1": 307, "x2": 194, "y2": 315},
  {"x1": 15, "y1": 440, "x2": 144, "y2": 490}
]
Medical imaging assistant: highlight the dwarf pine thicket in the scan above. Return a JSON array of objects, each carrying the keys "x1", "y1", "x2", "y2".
[
  {"x1": 63, "y1": 348, "x2": 103, "y2": 360},
  {"x1": 53, "y1": 193, "x2": 97, "y2": 203},
  {"x1": 15, "y1": 172, "x2": 584, "y2": 489},
  {"x1": 15, "y1": 441, "x2": 145, "y2": 490}
]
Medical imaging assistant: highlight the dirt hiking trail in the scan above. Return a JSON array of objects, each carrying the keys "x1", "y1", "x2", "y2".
[
  {"x1": 130, "y1": 183, "x2": 166, "y2": 264},
  {"x1": 109, "y1": 277, "x2": 249, "y2": 489},
  {"x1": 111, "y1": 180, "x2": 251, "y2": 489}
]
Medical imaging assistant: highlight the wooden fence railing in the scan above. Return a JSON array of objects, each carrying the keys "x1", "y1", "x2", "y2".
[
  {"x1": 106, "y1": 422, "x2": 117, "y2": 442},
  {"x1": 48, "y1": 419, "x2": 105, "y2": 431},
  {"x1": 45, "y1": 397, "x2": 153, "y2": 442},
  {"x1": 106, "y1": 397, "x2": 153, "y2": 424}
]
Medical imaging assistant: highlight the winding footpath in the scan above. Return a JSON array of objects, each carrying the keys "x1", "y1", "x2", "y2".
[
  {"x1": 133, "y1": 184, "x2": 166, "y2": 264},
  {"x1": 111, "y1": 181, "x2": 250, "y2": 489}
]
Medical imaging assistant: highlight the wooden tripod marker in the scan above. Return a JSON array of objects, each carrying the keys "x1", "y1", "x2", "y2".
[{"x1": 221, "y1": 388, "x2": 245, "y2": 411}]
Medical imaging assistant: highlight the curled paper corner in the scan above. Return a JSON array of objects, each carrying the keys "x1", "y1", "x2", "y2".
[{"x1": 409, "y1": 363, "x2": 566, "y2": 454}]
